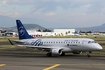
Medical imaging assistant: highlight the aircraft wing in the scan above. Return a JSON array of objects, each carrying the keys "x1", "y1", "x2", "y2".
[
  {"x1": 16, "y1": 44, "x2": 72, "y2": 53},
  {"x1": 8, "y1": 39, "x2": 66, "y2": 51},
  {"x1": 8, "y1": 39, "x2": 26, "y2": 45},
  {"x1": 17, "y1": 44, "x2": 63, "y2": 49}
]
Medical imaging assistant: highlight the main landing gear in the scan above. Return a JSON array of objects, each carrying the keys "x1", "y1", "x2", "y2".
[
  {"x1": 46, "y1": 52, "x2": 65, "y2": 57},
  {"x1": 86, "y1": 51, "x2": 90, "y2": 57},
  {"x1": 60, "y1": 52, "x2": 65, "y2": 56},
  {"x1": 46, "y1": 52, "x2": 52, "y2": 57}
]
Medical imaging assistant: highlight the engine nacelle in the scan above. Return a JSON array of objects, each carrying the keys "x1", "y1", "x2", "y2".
[
  {"x1": 51, "y1": 49, "x2": 62, "y2": 55},
  {"x1": 72, "y1": 51, "x2": 82, "y2": 54}
]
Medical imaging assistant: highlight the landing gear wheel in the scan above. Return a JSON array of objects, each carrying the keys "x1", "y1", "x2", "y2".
[
  {"x1": 46, "y1": 53, "x2": 52, "y2": 57},
  {"x1": 86, "y1": 52, "x2": 90, "y2": 58},
  {"x1": 60, "y1": 52, "x2": 65, "y2": 56},
  {"x1": 87, "y1": 55, "x2": 90, "y2": 58}
]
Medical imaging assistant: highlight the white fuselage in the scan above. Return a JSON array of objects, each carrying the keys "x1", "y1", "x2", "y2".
[
  {"x1": 14, "y1": 20, "x2": 103, "y2": 56},
  {"x1": 19, "y1": 38, "x2": 102, "y2": 52}
]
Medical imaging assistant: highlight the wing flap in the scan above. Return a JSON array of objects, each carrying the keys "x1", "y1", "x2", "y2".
[
  {"x1": 8, "y1": 39, "x2": 25, "y2": 45},
  {"x1": 12, "y1": 40, "x2": 25, "y2": 44},
  {"x1": 17, "y1": 45, "x2": 63, "y2": 49}
]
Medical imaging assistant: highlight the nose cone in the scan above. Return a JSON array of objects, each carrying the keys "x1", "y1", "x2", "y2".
[{"x1": 95, "y1": 43, "x2": 103, "y2": 50}]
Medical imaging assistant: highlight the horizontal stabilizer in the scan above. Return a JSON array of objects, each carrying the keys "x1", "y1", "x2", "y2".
[{"x1": 8, "y1": 39, "x2": 14, "y2": 45}]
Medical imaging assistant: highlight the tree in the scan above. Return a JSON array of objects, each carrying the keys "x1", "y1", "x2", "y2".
[
  {"x1": 43, "y1": 29, "x2": 51, "y2": 32},
  {"x1": 37, "y1": 29, "x2": 41, "y2": 32},
  {"x1": 65, "y1": 32, "x2": 68, "y2": 35}
]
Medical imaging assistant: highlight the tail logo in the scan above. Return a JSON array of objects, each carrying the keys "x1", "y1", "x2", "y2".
[{"x1": 19, "y1": 26, "x2": 25, "y2": 36}]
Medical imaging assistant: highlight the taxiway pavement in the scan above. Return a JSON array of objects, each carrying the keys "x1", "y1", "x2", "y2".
[{"x1": 0, "y1": 51, "x2": 105, "y2": 70}]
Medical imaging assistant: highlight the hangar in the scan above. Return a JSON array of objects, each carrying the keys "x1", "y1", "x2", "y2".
[{"x1": 53, "y1": 29, "x2": 75, "y2": 36}]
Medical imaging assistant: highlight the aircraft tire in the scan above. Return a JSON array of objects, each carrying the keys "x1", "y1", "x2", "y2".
[
  {"x1": 60, "y1": 52, "x2": 65, "y2": 56},
  {"x1": 46, "y1": 53, "x2": 52, "y2": 57},
  {"x1": 87, "y1": 55, "x2": 90, "y2": 58}
]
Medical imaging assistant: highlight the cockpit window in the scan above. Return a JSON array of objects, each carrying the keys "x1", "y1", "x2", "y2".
[{"x1": 88, "y1": 41, "x2": 96, "y2": 43}]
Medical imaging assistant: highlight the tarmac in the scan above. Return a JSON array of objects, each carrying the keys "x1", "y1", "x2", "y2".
[{"x1": 0, "y1": 51, "x2": 105, "y2": 70}]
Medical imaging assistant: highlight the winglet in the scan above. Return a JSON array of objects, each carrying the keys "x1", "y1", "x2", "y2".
[{"x1": 8, "y1": 39, "x2": 14, "y2": 45}]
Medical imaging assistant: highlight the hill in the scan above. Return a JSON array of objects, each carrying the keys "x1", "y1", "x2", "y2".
[
  {"x1": 2, "y1": 23, "x2": 105, "y2": 32},
  {"x1": 76, "y1": 23, "x2": 105, "y2": 31},
  {"x1": 2, "y1": 24, "x2": 46, "y2": 32}
]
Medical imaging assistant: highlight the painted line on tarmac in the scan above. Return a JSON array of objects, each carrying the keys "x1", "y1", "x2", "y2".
[
  {"x1": 62, "y1": 64, "x2": 105, "y2": 66},
  {"x1": 0, "y1": 64, "x2": 6, "y2": 67},
  {"x1": 43, "y1": 64, "x2": 60, "y2": 70}
]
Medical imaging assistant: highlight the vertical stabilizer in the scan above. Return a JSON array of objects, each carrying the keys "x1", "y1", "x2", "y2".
[{"x1": 16, "y1": 20, "x2": 34, "y2": 39}]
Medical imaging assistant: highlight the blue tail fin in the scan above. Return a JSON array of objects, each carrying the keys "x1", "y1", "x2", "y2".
[{"x1": 16, "y1": 20, "x2": 34, "y2": 39}]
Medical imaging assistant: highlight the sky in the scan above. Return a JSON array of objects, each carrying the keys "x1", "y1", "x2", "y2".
[{"x1": 0, "y1": 0, "x2": 105, "y2": 28}]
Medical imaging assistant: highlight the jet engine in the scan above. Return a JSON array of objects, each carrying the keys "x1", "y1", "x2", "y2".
[{"x1": 51, "y1": 49, "x2": 62, "y2": 55}]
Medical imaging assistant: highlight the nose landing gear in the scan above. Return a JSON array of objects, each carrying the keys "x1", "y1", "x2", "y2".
[{"x1": 86, "y1": 51, "x2": 91, "y2": 57}]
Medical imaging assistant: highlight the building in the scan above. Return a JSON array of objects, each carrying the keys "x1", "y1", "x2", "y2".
[
  {"x1": 1, "y1": 28, "x2": 76, "y2": 37},
  {"x1": 5, "y1": 32, "x2": 17, "y2": 36},
  {"x1": 26, "y1": 29, "x2": 76, "y2": 37},
  {"x1": 53, "y1": 29, "x2": 75, "y2": 36},
  {"x1": 27, "y1": 29, "x2": 54, "y2": 37},
  {"x1": 0, "y1": 29, "x2": 6, "y2": 36},
  {"x1": 27, "y1": 29, "x2": 75, "y2": 37}
]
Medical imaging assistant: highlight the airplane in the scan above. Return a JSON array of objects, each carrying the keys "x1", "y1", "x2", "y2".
[{"x1": 8, "y1": 20, "x2": 103, "y2": 57}]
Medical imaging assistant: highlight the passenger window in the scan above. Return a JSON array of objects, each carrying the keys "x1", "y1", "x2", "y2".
[
  {"x1": 92, "y1": 41, "x2": 96, "y2": 43},
  {"x1": 88, "y1": 41, "x2": 96, "y2": 43},
  {"x1": 88, "y1": 41, "x2": 91, "y2": 43}
]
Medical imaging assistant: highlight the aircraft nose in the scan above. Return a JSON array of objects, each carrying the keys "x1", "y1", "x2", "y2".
[{"x1": 95, "y1": 43, "x2": 103, "y2": 50}]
